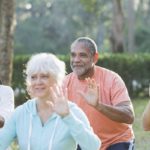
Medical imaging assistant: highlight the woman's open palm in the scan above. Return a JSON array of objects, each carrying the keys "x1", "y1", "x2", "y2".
[{"x1": 48, "y1": 85, "x2": 70, "y2": 117}]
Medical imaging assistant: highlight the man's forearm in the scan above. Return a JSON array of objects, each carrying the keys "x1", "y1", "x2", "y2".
[
  {"x1": 0, "y1": 116, "x2": 5, "y2": 128},
  {"x1": 95, "y1": 101, "x2": 134, "y2": 124}
]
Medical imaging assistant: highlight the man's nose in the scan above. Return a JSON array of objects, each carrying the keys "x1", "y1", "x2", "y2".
[{"x1": 73, "y1": 55, "x2": 81, "y2": 62}]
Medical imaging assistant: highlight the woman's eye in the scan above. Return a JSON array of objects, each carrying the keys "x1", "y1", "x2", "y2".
[
  {"x1": 30, "y1": 74, "x2": 49, "y2": 81},
  {"x1": 41, "y1": 75, "x2": 49, "y2": 79},
  {"x1": 31, "y1": 76, "x2": 36, "y2": 80}
]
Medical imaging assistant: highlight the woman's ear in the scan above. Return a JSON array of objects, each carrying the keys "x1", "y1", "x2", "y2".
[{"x1": 94, "y1": 53, "x2": 99, "y2": 64}]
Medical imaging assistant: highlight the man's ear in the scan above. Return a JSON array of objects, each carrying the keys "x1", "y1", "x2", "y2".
[{"x1": 94, "y1": 53, "x2": 99, "y2": 64}]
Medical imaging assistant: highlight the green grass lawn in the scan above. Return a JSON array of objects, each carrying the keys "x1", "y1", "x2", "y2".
[
  {"x1": 132, "y1": 98, "x2": 150, "y2": 150},
  {"x1": 11, "y1": 98, "x2": 150, "y2": 150}
]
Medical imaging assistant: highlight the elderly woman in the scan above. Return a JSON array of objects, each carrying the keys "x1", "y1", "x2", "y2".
[{"x1": 0, "y1": 53, "x2": 101, "y2": 150}]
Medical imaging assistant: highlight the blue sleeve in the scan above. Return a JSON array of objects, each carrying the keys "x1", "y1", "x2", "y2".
[
  {"x1": 0, "y1": 109, "x2": 17, "y2": 150},
  {"x1": 62, "y1": 104, "x2": 101, "y2": 150}
]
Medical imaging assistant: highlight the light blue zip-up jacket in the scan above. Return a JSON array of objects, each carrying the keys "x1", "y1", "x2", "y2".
[{"x1": 0, "y1": 99, "x2": 101, "y2": 150}]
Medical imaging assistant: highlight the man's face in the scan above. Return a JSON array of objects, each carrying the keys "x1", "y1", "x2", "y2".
[{"x1": 70, "y1": 43, "x2": 95, "y2": 78}]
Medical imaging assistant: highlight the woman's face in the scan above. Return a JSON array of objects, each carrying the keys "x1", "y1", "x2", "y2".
[{"x1": 29, "y1": 72, "x2": 56, "y2": 100}]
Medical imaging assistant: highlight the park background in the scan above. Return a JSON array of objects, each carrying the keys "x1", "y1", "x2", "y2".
[{"x1": 0, "y1": 0, "x2": 150, "y2": 149}]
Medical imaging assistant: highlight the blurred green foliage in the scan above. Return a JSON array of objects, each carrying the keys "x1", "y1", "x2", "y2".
[{"x1": 14, "y1": 0, "x2": 150, "y2": 54}]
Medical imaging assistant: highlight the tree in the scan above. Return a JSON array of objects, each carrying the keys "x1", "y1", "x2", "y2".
[
  {"x1": 0, "y1": 0, "x2": 16, "y2": 85},
  {"x1": 15, "y1": 0, "x2": 100, "y2": 54},
  {"x1": 80, "y1": 0, "x2": 125, "y2": 53},
  {"x1": 126, "y1": 0, "x2": 135, "y2": 52},
  {"x1": 110, "y1": 0, "x2": 124, "y2": 53},
  {"x1": 135, "y1": 0, "x2": 150, "y2": 52}
]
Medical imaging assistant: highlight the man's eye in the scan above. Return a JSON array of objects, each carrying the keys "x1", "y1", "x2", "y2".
[
  {"x1": 80, "y1": 54, "x2": 87, "y2": 57},
  {"x1": 71, "y1": 53, "x2": 75, "y2": 57}
]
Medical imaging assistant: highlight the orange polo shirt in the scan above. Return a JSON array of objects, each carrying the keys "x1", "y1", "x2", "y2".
[{"x1": 63, "y1": 66, "x2": 134, "y2": 150}]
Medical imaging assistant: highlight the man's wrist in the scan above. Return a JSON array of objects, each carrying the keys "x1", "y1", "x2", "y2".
[{"x1": 95, "y1": 102, "x2": 102, "y2": 111}]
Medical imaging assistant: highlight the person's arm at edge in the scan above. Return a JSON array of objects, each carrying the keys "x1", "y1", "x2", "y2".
[
  {"x1": 142, "y1": 100, "x2": 150, "y2": 131},
  {"x1": 0, "y1": 107, "x2": 18, "y2": 150},
  {"x1": 0, "y1": 86, "x2": 14, "y2": 121}
]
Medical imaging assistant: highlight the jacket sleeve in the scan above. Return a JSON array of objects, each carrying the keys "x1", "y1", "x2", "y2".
[
  {"x1": 62, "y1": 104, "x2": 101, "y2": 150},
  {"x1": 0, "y1": 86, "x2": 14, "y2": 120},
  {"x1": 0, "y1": 110, "x2": 17, "y2": 150}
]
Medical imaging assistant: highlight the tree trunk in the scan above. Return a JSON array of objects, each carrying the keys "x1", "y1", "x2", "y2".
[
  {"x1": 127, "y1": 0, "x2": 135, "y2": 52},
  {"x1": 0, "y1": 0, "x2": 16, "y2": 85},
  {"x1": 110, "y1": 0, "x2": 124, "y2": 53}
]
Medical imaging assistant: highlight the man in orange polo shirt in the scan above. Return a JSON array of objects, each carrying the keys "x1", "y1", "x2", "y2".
[{"x1": 63, "y1": 37, "x2": 135, "y2": 150}]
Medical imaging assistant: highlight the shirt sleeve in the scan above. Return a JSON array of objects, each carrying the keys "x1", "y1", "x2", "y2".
[
  {"x1": 0, "y1": 86, "x2": 14, "y2": 121},
  {"x1": 111, "y1": 74, "x2": 130, "y2": 105},
  {"x1": 62, "y1": 103, "x2": 101, "y2": 150}
]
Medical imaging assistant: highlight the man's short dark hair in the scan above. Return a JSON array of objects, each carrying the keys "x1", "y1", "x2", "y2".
[{"x1": 71, "y1": 37, "x2": 98, "y2": 55}]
